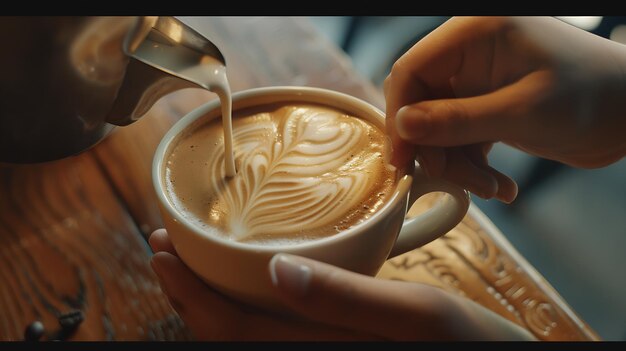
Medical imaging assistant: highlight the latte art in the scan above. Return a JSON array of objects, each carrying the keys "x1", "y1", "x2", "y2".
[{"x1": 165, "y1": 104, "x2": 396, "y2": 245}]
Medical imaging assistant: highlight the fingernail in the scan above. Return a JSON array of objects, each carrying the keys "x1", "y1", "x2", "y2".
[
  {"x1": 501, "y1": 182, "x2": 519, "y2": 204},
  {"x1": 269, "y1": 254, "x2": 312, "y2": 297},
  {"x1": 396, "y1": 106, "x2": 427, "y2": 141}
]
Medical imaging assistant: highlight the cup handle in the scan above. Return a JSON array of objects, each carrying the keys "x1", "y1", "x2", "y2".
[{"x1": 389, "y1": 163, "x2": 470, "y2": 258}]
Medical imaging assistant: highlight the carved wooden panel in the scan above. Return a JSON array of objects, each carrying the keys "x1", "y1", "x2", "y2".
[
  {"x1": 378, "y1": 194, "x2": 599, "y2": 340},
  {"x1": 0, "y1": 155, "x2": 191, "y2": 340}
]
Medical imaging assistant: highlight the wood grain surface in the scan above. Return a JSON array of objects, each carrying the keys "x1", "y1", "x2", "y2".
[
  {"x1": 0, "y1": 17, "x2": 598, "y2": 341},
  {"x1": 0, "y1": 154, "x2": 190, "y2": 340}
]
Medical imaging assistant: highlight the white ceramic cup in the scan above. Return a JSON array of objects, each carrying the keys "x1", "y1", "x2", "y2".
[{"x1": 153, "y1": 86, "x2": 470, "y2": 310}]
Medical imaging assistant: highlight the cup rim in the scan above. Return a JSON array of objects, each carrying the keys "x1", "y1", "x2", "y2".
[{"x1": 152, "y1": 86, "x2": 413, "y2": 253}]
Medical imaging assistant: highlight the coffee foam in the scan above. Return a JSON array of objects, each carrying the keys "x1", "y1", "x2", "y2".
[{"x1": 165, "y1": 103, "x2": 396, "y2": 246}]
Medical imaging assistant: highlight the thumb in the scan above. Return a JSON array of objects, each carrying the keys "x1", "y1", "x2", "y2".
[
  {"x1": 268, "y1": 253, "x2": 536, "y2": 341},
  {"x1": 395, "y1": 72, "x2": 545, "y2": 147},
  {"x1": 269, "y1": 253, "x2": 444, "y2": 340}
]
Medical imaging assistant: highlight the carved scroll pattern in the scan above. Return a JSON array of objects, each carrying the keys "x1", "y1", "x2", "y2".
[{"x1": 378, "y1": 194, "x2": 599, "y2": 341}]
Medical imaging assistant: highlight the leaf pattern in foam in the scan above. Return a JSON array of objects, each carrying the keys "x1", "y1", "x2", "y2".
[{"x1": 207, "y1": 105, "x2": 384, "y2": 241}]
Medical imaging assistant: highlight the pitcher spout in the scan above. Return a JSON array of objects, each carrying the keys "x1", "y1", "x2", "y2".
[{"x1": 106, "y1": 16, "x2": 226, "y2": 126}]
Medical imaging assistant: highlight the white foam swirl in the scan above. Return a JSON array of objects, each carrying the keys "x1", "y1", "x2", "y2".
[{"x1": 204, "y1": 105, "x2": 391, "y2": 242}]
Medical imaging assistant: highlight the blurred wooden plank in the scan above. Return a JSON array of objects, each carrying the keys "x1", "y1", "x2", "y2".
[{"x1": 0, "y1": 154, "x2": 191, "y2": 341}]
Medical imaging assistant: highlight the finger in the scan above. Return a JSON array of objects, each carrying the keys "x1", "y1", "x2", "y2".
[
  {"x1": 463, "y1": 142, "x2": 492, "y2": 166},
  {"x1": 416, "y1": 144, "x2": 512, "y2": 201},
  {"x1": 384, "y1": 73, "x2": 419, "y2": 169},
  {"x1": 269, "y1": 253, "x2": 457, "y2": 340},
  {"x1": 416, "y1": 145, "x2": 505, "y2": 201},
  {"x1": 384, "y1": 60, "x2": 452, "y2": 169},
  {"x1": 384, "y1": 17, "x2": 504, "y2": 168},
  {"x1": 439, "y1": 148, "x2": 499, "y2": 200},
  {"x1": 151, "y1": 252, "x2": 245, "y2": 339},
  {"x1": 269, "y1": 253, "x2": 535, "y2": 341},
  {"x1": 416, "y1": 145, "x2": 446, "y2": 178},
  {"x1": 462, "y1": 143, "x2": 518, "y2": 203},
  {"x1": 389, "y1": 135, "x2": 417, "y2": 171},
  {"x1": 394, "y1": 70, "x2": 550, "y2": 147},
  {"x1": 149, "y1": 229, "x2": 177, "y2": 255},
  {"x1": 387, "y1": 17, "x2": 497, "y2": 115},
  {"x1": 483, "y1": 166, "x2": 518, "y2": 203}
]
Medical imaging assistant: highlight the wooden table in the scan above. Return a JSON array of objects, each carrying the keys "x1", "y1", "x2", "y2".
[{"x1": 0, "y1": 17, "x2": 599, "y2": 341}]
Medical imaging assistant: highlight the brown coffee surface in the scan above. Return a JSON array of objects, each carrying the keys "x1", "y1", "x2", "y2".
[{"x1": 164, "y1": 103, "x2": 397, "y2": 246}]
